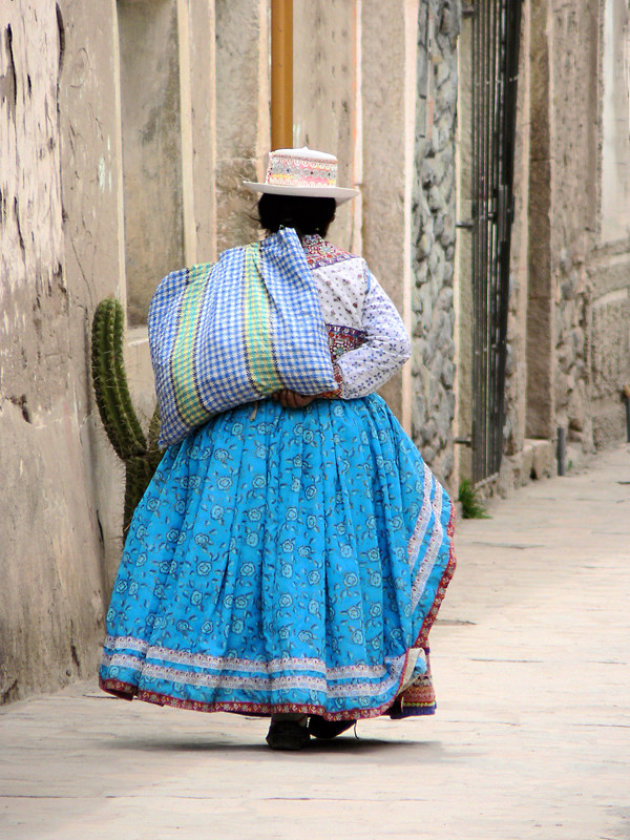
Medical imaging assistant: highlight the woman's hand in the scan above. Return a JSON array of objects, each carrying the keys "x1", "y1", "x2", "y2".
[{"x1": 271, "y1": 390, "x2": 315, "y2": 409}]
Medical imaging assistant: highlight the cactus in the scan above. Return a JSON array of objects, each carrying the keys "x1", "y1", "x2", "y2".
[{"x1": 91, "y1": 297, "x2": 162, "y2": 537}]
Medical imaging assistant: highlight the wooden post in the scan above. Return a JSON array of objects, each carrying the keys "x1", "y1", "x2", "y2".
[{"x1": 271, "y1": 0, "x2": 293, "y2": 150}]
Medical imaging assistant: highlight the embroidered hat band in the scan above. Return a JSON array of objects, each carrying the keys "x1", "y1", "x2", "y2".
[{"x1": 244, "y1": 147, "x2": 359, "y2": 205}]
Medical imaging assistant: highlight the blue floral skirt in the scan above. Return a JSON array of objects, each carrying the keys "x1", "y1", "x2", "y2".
[{"x1": 100, "y1": 394, "x2": 455, "y2": 720}]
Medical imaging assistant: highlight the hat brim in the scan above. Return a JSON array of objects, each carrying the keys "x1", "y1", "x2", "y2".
[{"x1": 243, "y1": 181, "x2": 359, "y2": 205}]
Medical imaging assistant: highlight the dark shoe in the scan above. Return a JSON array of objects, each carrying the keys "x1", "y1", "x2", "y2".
[
  {"x1": 266, "y1": 719, "x2": 310, "y2": 751},
  {"x1": 307, "y1": 715, "x2": 357, "y2": 740}
]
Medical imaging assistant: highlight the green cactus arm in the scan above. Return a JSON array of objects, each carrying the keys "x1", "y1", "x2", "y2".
[
  {"x1": 91, "y1": 298, "x2": 146, "y2": 459},
  {"x1": 110, "y1": 299, "x2": 147, "y2": 453},
  {"x1": 91, "y1": 299, "x2": 129, "y2": 459},
  {"x1": 147, "y1": 403, "x2": 162, "y2": 453}
]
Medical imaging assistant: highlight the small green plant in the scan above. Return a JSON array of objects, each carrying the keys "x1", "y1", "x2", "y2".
[
  {"x1": 91, "y1": 297, "x2": 162, "y2": 537},
  {"x1": 457, "y1": 477, "x2": 491, "y2": 519}
]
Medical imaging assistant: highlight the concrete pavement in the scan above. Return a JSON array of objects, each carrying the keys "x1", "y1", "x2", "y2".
[{"x1": 2, "y1": 445, "x2": 629, "y2": 840}]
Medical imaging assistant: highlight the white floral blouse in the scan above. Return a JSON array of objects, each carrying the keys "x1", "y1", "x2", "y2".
[{"x1": 301, "y1": 234, "x2": 411, "y2": 399}]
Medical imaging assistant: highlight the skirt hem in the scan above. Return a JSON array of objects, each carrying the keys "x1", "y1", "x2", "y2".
[
  {"x1": 415, "y1": 507, "x2": 457, "y2": 648},
  {"x1": 99, "y1": 675, "x2": 409, "y2": 722}
]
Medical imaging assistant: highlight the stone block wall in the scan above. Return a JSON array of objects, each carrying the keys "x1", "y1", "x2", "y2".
[
  {"x1": 502, "y1": 3, "x2": 530, "y2": 460},
  {"x1": 501, "y1": 0, "x2": 630, "y2": 496},
  {"x1": 521, "y1": 0, "x2": 630, "y2": 460},
  {"x1": 411, "y1": 0, "x2": 460, "y2": 488},
  {"x1": 589, "y1": 0, "x2": 630, "y2": 445},
  {"x1": 547, "y1": 0, "x2": 599, "y2": 451},
  {"x1": 457, "y1": 0, "x2": 630, "y2": 499},
  {"x1": 588, "y1": 253, "x2": 630, "y2": 446}
]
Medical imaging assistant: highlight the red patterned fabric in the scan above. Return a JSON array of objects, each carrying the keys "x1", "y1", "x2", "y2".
[{"x1": 303, "y1": 236, "x2": 354, "y2": 270}]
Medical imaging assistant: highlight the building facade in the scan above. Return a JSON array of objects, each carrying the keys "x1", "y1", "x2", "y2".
[{"x1": 1, "y1": 0, "x2": 629, "y2": 702}]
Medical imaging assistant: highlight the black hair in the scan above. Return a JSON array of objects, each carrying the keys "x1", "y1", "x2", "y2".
[{"x1": 257, "y1": 193, "x2": 336, "y2": 238}]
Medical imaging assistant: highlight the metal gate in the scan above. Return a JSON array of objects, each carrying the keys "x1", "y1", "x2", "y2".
[{"x1": 469, "y1": 0, "x2": 522, "y2": 482}]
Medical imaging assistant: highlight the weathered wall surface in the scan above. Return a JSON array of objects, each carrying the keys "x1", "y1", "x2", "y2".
[
  {"x1": 118, "y1": 0, "x2": 185, "y2": 326},
  {"x1": 215, "y1": 0, "x2": 269, "y2": 253},
  {"x1": 600, "y1": 0, "x2": 630, "y2": 242},
  {"x1": 588, "y1": 248, "x2": 630, "y2": 446},
  {"x1": 411, "y1": 0, "x2": 460, "y2": 488},
  {"x1": 525, "y1": 0, "x2": 630, "y2": 457},
  {"x1": 547, "y1": 0, "x2": 599, "y2": 450},
  {"x1": 293, "y1": 0, "x2": 359, "y2": 252},
  {"x1": 455, "y1": 0, "x2": 630, "y2": 498},
  {"x1": 589, "y1": 0, "x2": 630, "y2": 446},
  {"x1": 361, "y1": 0, "x2": 421, "y2": 429},
  {"x1": 500, "y1": 0, "x2": 630, "y2": 495},
  {"x1": 502, "y1": 3, "x2": 530, "y2": 461},
  {"x1": 0, "y1": 2, "x2": 119, "y2": 702},
  {"x1": 0, "y1": 0, "x2": 320, "y2": 707},
  {"x1": 56, "y1": 0, "x2": 133, "y2": 587}
]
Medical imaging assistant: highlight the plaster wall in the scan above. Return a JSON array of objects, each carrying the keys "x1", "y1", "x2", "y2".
[
  {"x1": 360, "y1": 0, "x2": 420, "y2": 427},
  {"x1": 524, "y1": 0, "x2": 555, "y2": 441},
  {"x1": 503, "y1": 3, "x2": 530, "y2": 460},
  {"x1": 117, "y1": 0, "x2": 220, "y2": 441},
  {"x1": 293, "y1": 0, "x2": 359, "y2": 253},
  {"x1": 118, "y1": 0, "x2": 185, "y2": 326},
  {"x1": 0, "y1": 1, "x2": 125, "y2": 702},
  {"x1": 181, "y1": 0, "x2": 217, "y2": 265},
  {"x1": 118, "y1": 0, "x2": 218, "y2": 326},
  {"x1": 497, "y1": 4, "x2": 550, "y2": 493},
  {"x1": 215, "y1": 0, "x2": 269, "y2": 252}
]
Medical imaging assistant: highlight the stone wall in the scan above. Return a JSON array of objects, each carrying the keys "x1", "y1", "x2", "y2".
[
  {"x1": 502, "y1": 2, "x2": 530, "y2": 461},
  {"x1": 588, "y1": 249, "x2": 630, "y2": 447},
  {"x1": 499, "y1": 3, "x2": 555, "y2": 490},
  {"x1": 523, "y1": 0, "x2": 630, "y2": 459},
  {"x1": 499, "y1": 0, "x2": 630, "y2": 494},
  {"x1": 589, "y1": 0, "x2": 630, "y2": 446},
  {"x1": 547, "y1": 0, "x2": 599, "y2": 451},
  {"x1": 411, "y1": 0, "x2": 460, "y2": 489}
]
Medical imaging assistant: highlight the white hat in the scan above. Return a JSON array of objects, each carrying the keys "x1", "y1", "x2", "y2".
[{"x1": 243, "y1": 147, "x2": 359, "y2": 204}]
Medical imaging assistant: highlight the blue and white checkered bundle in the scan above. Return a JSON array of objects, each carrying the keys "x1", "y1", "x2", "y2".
[{"x1": 148, "y1": 227, "x2": 337, "y2": 447}]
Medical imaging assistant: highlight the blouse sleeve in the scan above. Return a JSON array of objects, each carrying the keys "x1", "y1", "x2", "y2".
[{"x1": 335, "y1": 264, "x2": 411, "y2": 399}]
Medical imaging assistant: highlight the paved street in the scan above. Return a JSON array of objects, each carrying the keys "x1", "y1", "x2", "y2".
[{"x1": 2, "y1": 445, "x2": 629, "y2": 840}]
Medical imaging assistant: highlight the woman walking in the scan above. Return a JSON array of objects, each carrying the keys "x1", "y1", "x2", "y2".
[{"x1": 100, "y1": 147, "x2": 455, "y2": 750}]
